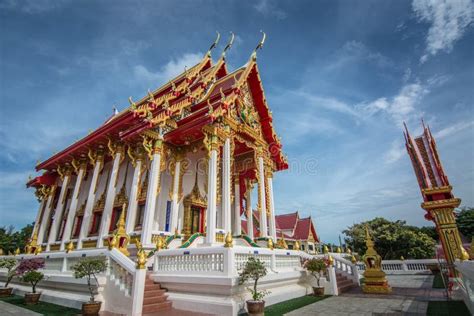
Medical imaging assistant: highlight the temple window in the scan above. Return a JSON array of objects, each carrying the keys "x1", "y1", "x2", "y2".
[
  {"x1": 89, "y1": 212, "x2": 102, "y2": 236},
  {"x1": 72, "y1": 215, "x2": 83, "y2": 238},
  {"x1": 288, "y1": 244, "x2": 294, "y2": 250},
  {"x1": 301, "y1": 244, "x2": 305, "y2": 251},
  {"x1": 309, "y1": 244, "x2": 314, "y2": 251},
  {"x1": 57, "y1": 188, "x2": 72, "y2": 241},
  {"x1": 109, "y1": 207, "x2": 122, "y2": 232},
  {"x1": 135, "y1": 203, "x2": 145, "y2": 230}
]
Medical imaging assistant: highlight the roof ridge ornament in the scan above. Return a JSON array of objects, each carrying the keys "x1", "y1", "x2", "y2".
[
  {"x1": 221, "y1": 31, "x2": 235, "y2": 58},
  {"x1": 251, "y1": 30, "x2": 266, "y2": 61},
  {"x1": 207, "y1": 31, "x2": 221, "y2": 57}
]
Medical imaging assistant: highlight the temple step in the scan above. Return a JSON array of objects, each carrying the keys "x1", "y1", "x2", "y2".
[
  {"x1": 142, "y1": 274, "x2": 172, "y2": 313},
  {"x1": 142, "y1": 301, "x2": 172, "y2": 313}
]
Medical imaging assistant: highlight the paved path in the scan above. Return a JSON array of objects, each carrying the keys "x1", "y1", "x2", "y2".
[
  {"x1": 0, "y1": 301, "x2": 42, "y2": 316},
  {"x1": 286, "y1": 275, "x2": 447, "y2": 316}
]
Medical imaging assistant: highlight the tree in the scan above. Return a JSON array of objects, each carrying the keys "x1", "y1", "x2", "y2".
[
  {"x1": 0, "y1": 258, "x2": 18, "y2": 288},
  {"x1": 304, "y1": 258, "x2": 328, "y2": 287},
  {"x1": 343, "y1": 217, "x2": 436, "y2": 260},
  {"x1": 17, "y1": 258, "x2": 45, "y2": 294},
  {"x1": 0, "y1": 223, "x2": 34, "y2": 254},
  {"x1": 238, "y1": 257, "x2": 269, "y2": 301},
  {"x1": 456, "y1": 207, "x2": 474, "y2": 240},
  {"x1": 72, "y1": 257, "x2": 108, "y2": 302}
]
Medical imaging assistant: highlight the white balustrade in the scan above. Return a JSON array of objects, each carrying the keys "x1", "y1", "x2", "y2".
[
  {"x1": 455, "y1": 260, "x2": 474, "y2": 315},
  {"x1": 356, "y1": 259, "x2": 439, "y2": 275}
]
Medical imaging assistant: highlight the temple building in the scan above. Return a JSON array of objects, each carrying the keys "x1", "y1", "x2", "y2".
[
  {"x1": 26, "y1": 33, "x2": 288, "y2": 253},
  {"x1": 242, "y1": 211, "x2": 320, "y2": 253}
]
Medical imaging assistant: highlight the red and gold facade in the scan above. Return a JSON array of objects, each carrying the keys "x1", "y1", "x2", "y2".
[
  {"x1": 26, "y1": 33, "x2": 288, "y2": 252},
  {"x1": 404, "y1": 122, "x2": 469, "y2": 273}
]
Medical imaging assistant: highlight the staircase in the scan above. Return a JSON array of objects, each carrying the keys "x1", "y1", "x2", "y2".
[
  {"x1": 336, "y1": 272, "x2": 357, "y2": 294},
  {"x1": 142, "y1": 274, "x2": 172, "y2": 314}
]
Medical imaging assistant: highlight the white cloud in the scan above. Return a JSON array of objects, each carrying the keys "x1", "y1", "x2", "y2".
[
  {"x1": 253, "y1": 0, "x2": 287, "y2": 19},
  {"x1": 435, "y1": 120, "x2": 474, "y2": 139},
  {"x1": 325, "y1": 41, "x2": 393, "y2": 71},
  {"x1": 358, "y1": 83, "x2": 429, "y2": 126},
  {"x1": 384, "y1": 140, "x2": 406, "y2": 164},
  {"x1": 133, "y1": 52, "x2": 202, "y2": 86},
  {"x1": 413, "y1": 0, "x2": 474, "y2": 62}
]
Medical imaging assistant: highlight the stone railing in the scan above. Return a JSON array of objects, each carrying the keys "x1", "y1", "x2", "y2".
[
  {"x1": 333, "y1": 255, "x2": 360, "y2": 285},
  {"x1": 454, "y1": 260, "x2": 474, "y2": 315},
  {"x1": 356, "y1": 258, "x2": 439, "y2": 275},
  {"x1": 153, "y1": 246, "x2": 302, "y2": 276},
  {"x1": 0, "y1": 248, "x2": 145, "y2": 316}
]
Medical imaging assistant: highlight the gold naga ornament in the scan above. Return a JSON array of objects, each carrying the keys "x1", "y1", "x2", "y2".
[
  {"x1": 277, "y1": 238, "x2": 288, "y2": 249},
  {"x1": 135, "y1": 240, "x2": 147, "y2": 269},
  {"x1": 25, "y1": 230, "x2": 40, "y2": 254},
  {"x1": 361, "y1": 226, "x2": 391, "y2": 294}
]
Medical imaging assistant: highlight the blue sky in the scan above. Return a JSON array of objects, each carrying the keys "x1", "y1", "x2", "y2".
[{"x1": 0, "y1": 0, "x2": 473, "y2": 243}]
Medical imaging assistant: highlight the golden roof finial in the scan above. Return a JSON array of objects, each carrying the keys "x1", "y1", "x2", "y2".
[
  {"x1": 251, "y1": 30, "x2": 266, "y2": 60},
  {"x1": 221, "y1": 31, "x2": 235, "y2": 58},
  {"x1": 207, "y1": 31, "x2": 220, "y2": 56}
]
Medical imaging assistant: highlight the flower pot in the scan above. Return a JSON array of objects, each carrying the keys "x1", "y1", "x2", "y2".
[
  {"x1": 312, "y1": 286, "x2": 325, "y2": 296},
  {"x1": 24, "y1": 292, "x2": 41, "y2": 305},
  {"x1": 82, "y1": 301, "x2": 102, "y2": 316},
  {"x1": 247, "y1": 300, "x2": 265, "y2": 316},
  {"x1": 0, "y1": 288, "x2": 13, "y2": 297}
]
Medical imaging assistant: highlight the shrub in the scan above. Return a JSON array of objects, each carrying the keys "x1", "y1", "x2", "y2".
[
  {"x1": 304, "y1": 258, "x2": 327, "y2": 287},
  {"x1": 0, "y1": 258, "x2": 18, "y2": 288},
  {"x1": 16, "y1": 258, "x2": 45, "y2": 275},
  {"x1": 22, "y1": 270, "x2": 44, "y2": 293},
  {"x1": 72, "y1": 257, "x2": 107, "y2": 302},
  {"x1": 238, "y1": 257, "x2": 269, "y2": 301}
]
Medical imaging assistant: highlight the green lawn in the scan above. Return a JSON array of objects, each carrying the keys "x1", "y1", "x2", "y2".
[
  {"x1": 432, "y1": 273, "x2": 446, "y2": 289},
  {"x1": 427, "y1": 301, "x2": 470, "y2": 316},
  {"x1": 264, "y1": 295, "x2": 329, "y2": 316},
  {"x1": 0, "y1": 295, "x2": 81, "y2": 316}
]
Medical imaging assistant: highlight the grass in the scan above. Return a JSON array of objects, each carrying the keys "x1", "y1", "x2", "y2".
[
  {"x1": 427, "y1": 301, "x2": 470, "y2": 316},
  {"x1": 432, "y1": 272, "x2": 446, "y2": 289},
  {"x1": 264, "y1": 295, "x2": 329, "y2": 316},
  {"x1": 0, "y1": 295, "x2": 81, "y2": 316}
]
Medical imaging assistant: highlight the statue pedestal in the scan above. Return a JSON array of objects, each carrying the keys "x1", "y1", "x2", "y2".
[{"x1": 362, "y1": 270, "x2": 391, "y2": 294}]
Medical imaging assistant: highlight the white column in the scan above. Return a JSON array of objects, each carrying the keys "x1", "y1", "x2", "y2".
[
  {"x1": 267, "y1": 176, "x2": 277, "y2": 241},
  {"x1": 32, "y1": 198, "x2": 46, "y2": 236},
  {"x1": 125, "y1": 159, "x2": 143, "y2": 234},
  {"x1": 37, "y1": 187, "x2": 55, "y2": 244},
  {"x1": 233, "y1": 177, "x2": 241, "y2": 235},
  {"x1": 222, "y1": 138, "x2": 232, "y2": 234},
  {"x1": 77, "y1": 152, "x2": 104, "y2": 249},
  {"x1": 47, "y1": 170, "x2": 71, "y2": 251},
  {"x1": 141, "y1": 139, "x2": 163, "y2": 246},
  {"x1": 61, "y1": 160, "x2": 87, "y2": 250},
  {"x1": 258, "y1": 156, "x2": 268, "y2": 238},
  {"x1": 97, "y1": 146, "x2": 123, "y2": 248},
  {"x1": 246, "y1": 183, "x2": 254, "y2": 240},
  {"x1": 169, "y1": 160, "x2": 181, "y2": 233},
  {"x1": 206, "y1": 148, "x2": 218, "y2": 244}
]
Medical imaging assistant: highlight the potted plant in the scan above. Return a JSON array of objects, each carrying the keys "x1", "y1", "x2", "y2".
[
  {"x1": 304, "y1": 258, "x2": 327, "y2": 296},
  {"x1": 17, "y1": 258, "x2": 45, "y2": 304},
  {"x1": 0, "y1": 258, "x2": 17, "y2": 297},
  {"x1": 72, "y1": 257, "x2": 107, "y2": 316},
  {"x1": 238, "y1": 257, "x2": 269, "y2": 316}
]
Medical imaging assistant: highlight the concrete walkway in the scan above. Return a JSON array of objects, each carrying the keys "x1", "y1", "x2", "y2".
[
  {"x1": 286, "y1": 275, "x2": 447, "y2": 316},
  {"x1": 0, "y1": 301, "x2": 42, "y2": 316}
]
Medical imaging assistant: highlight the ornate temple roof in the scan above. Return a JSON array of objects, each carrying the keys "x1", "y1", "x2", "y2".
[{"x1": 33, "y1": 33, "x2": 288, "y2": 180}]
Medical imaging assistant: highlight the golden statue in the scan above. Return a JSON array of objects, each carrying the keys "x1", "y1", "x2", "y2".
[
  {"x1": 294, "y1": 240, "x2": 300, "y2": 251},
  {"x1": 109, "y1": 203, "x2": 130, "y2": 256},
  {"x1": 66, "y1": 241, "x2": 74, "y2": 253},
  {"x1": 362, "y1": 226, "x2": 391, "y2": 294},
  {"x1": 267, "y1": 238, "x2": 274, "y2": 250},
  {"x1": 224, "y1": 232, "x2": 233, "y2": 248},
  {"x1": 276, "y1": 238, "x2": 288, "y2": 249}
]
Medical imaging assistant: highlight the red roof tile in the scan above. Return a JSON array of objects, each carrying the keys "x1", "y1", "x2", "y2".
[{"x1": 275, "y1": 212, "x2": 299, "y2": 230}]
